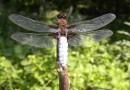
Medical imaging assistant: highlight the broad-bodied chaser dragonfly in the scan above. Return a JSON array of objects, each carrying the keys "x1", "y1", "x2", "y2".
[{"x1": 9, "y1": 12, "x2": 116, "y2": 68}]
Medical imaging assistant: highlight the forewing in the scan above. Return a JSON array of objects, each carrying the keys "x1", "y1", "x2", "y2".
[
  {"x1": 11, "y1": 32, "x2": 55, "y2": 48},
  {"x1": 9, "y1": 14, "x2": 56, "y2": 32},
  {"x1": 68, "y1": 29, "x2": 113, "y2": 46},
  {"x1": 69, "y1": 13, "x2": 116, "y2": 32}
]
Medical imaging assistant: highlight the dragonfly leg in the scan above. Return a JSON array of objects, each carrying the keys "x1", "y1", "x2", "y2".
[
  {"x1": 48, "y1": 25, "x2": 58, "y2": 29},
  {"x1": 65, "y1": 29, "x2": 68, "y2": 37},
  {"x1": 58, "y1": 32, "x2": 60, "y2": 37},
  {"x1": 55, "y1": 29, "x2": 61, "y2": 38}
]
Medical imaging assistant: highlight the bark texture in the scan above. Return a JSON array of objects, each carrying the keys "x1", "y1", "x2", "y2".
[{"x1": 56, "y1": 61, "x2": 69, "y2": 90}]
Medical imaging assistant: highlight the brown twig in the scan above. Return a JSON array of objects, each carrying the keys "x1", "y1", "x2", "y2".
[{"x1": 56, "y1": 61, "x2": 69, "y2": 90}]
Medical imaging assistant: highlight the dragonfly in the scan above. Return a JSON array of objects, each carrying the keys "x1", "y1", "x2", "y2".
[{"x1": 9, "y1": 12, "x2": 116, "y2": 68}]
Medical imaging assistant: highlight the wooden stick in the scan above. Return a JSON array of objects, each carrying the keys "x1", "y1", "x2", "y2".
[{"x1": 56, "y1": 61, "x2": 69, "y2": 90}]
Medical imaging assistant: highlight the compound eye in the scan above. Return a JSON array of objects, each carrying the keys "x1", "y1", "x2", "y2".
[
  {"x1": 63, "y1": 15, "x2": 67, "y2": 19},
  {"x1": 59, "y1": 16, "x2": 62, "y2": 18},
  {"x1": 57, "y1": 16, "x2": 61, "y2": 19},
  {"x1": 57, "y1": 12, "x2": 67, "y2": 19},
  {"x1": 62, "y1": 16, "x2": 65, "y2": 19}
]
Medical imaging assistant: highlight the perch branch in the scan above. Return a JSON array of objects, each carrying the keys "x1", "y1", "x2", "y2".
[{"x1": 56, "y1": 61, "x2": 69, "y2": 90}]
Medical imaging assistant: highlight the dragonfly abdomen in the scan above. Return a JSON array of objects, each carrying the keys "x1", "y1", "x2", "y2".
[{"x1": 58, "y1": 36, "x2": 68, "y2": 68}]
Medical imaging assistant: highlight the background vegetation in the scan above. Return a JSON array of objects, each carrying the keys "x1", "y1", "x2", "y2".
[{"x1": 0, "y1": 0, "x2": 130, "y2": 90}]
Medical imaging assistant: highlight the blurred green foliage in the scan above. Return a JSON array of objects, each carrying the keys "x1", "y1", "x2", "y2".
[{"x1": 0, "y1": 0, "x2": 130, "y2": 90}]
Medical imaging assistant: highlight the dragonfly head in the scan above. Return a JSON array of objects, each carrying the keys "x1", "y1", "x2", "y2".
[
  {"x1": 57, "y1": 12, "x2": 68, "y2": 25},
  {"x1": 57, "y1": 12, "x2": 67, "y2": 19}
]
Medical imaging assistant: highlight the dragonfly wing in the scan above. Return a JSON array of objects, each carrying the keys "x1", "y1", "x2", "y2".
[
  {"x1": 11, "y1": 32, "x2": 55, "y2": 48},
  {"x1": 69, "y1": 13, "x2": 116, "y2": 32},
  {"x1": 9, "y1": 14, "x2": 56, "y2": 32},
  {"x1": 68, "y1": 29, "x2": 113, "y2": 46}
]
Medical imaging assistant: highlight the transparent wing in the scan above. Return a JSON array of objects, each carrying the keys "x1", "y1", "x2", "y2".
[
  {"x1": 68, "y1": 29, "x2": 113, "y2": 46},
  {"x1": 11, "y1": 32, "x2": 55, "y2": 48},
  {"x1": 69, "y1": 13, "x2": 116, "y2": 33},
  {"x1": 9, "y1": 14, "x2": 56, "y2": 32}
]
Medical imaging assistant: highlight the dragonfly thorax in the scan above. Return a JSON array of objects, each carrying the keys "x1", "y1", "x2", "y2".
[
  {"x1": 57, "y1": 19, "x2": 67, "y2": 25},
  {"x1": 58, "y1": 25, "x2": 68, "y2": 37}
]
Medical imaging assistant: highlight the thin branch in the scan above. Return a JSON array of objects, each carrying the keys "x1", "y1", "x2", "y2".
[{"x1": 56, "y1": 61, "x2": 69, "y2": 90}]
